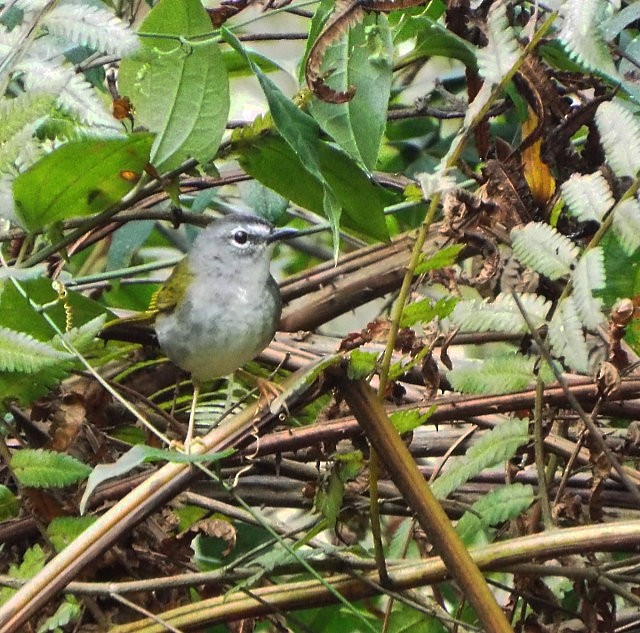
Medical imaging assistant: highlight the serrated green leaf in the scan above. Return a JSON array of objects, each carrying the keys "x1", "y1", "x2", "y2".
[
  {"x1": 400, "y1": 296, "x2": 456, "y2": 328},
  {"x1": 448, "y1": 354, "x2": 555, "y2": 395},
  {"x1": 0, "y1": 485, "x2": 19, "y2": 520},
  {"x1": 0, "y1": 327, "x2": 72, "y2": 372},
  {"x1": 389, "y1": 407, "x2": 435, "y2": 434},
  {"x1": 612, "y1": 198, "x2": 640, "y2": 255},
  {"x1": 0, "y1": 544, "x2": 48, "y2": 604},
  {"x1": 11, "y1": 449, "x2": 91, "y2": 488},
  {"x1": 37, "y1": 595, "x2": 80, "y2": 633},
  {"x1": 511, "y1": 222, "x2": 579, "y2": 280},
  {"x1": 547, "y1": 297, "x2": 589, "y2": 373},
  {"x1": 80, "y1": 444, "x2": 234, "y2": 514},
  {"x1": 47, "y1": 516, "x2": 96, "y2": 552},
  {"x1": 561, "y1": 172, "x2": 613, "y2": 222},
  {"x1": 456, "y1": 483, "x2": 534, "y2": 545},
  {"x1": 310, "y1": 14, "x2": 393, "y2": 170},
  {"x1": 477, "y1": 1, "x2": 520, "y2": 85},
  {"x1": 119, "y1": 0, "x2": 229, "y2": 171},
  {"x1": 431, "y1": 418, "x2": 529, "y2": 499},
  {"x1": 347, "y1": 349, "x2": 379, "y2": 380},
  {"x1": 572, "y1": 248, "x2": 606, "y2": 329},
  {"x1": 13, "y1": 134, "x2": 153, "y2": 231},
  {"x1": 595, "y1": 100, "x2": 640, "y2": 178},
  {"x1": 51, "y1": 314, "x2": 107, "y2": 353},
  {"x1": 415, "y1": 244, "x2": 465, "y2": 274},
  {"x1": 450, "y1": 292, "x2": 551, "y2": 334}
]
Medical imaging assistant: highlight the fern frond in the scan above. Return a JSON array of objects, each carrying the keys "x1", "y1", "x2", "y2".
[
  {"x1": 511, "y1": 222, "x2": 579, "y2": 280},
  {"x1": 450, "y1": 292, "x2": 551, "y2": 334},
  {"x1": 0, "y1": 128, "x2": 35, "y2": 176},
  {"x1": 0, "y1": 92, "x2": 54, "y2": 145},
  {"x1": 448, "y1": 353, "x2": 554, "y2": 395},
  {"x1": 52, "y1": 314, "x2": 107, "y2": 352},
  {"x1": 431, "y1": 418, "x2": 529, "y2": 499},
  {"x1": 558, "y1": 0, "x2": 618, "y2": 77},
  {"x1": 456, "y1": 483, "x2": 534, "y2": 544},
  {"x1": 571, "y1": 248, "x2": 606, "y2": 329},
  {"x1": 22, "y1": 62, "x2": 118, "y2": 129},
  {"x1": 612, "y1": 197, "x2": 640, "y2": 255},
  {"x1": 595, "y1": 100, "x2": 640, "y2": 178},
  {"x1": 561, "y1": 172, "x2": 613, "y2": 222},
  {"x1": 0, "y1": 327, "x2": 72, "y2": 373},
  {"x1": 11, "y1": 448, "x2": 91, "y2": 488},
  {"x1": 476, "y1": 1, "x2": 520, "y2": 85},
  {"x1": 43, "y1": 3, "x2": 139, "y2": 57},
  {"x1": 547, "y1": 297, "x2": 589, "y2": 373},
  {"x1": 0, "y1": 177, "x2": 20, "y2": 224}
]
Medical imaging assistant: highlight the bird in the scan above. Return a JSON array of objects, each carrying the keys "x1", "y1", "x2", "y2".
[{"x1": 105, "y1": 213, "x2": 296, "y2": 449}]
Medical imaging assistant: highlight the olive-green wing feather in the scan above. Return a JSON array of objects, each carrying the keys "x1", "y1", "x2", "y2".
[{"x1": 150, "y1": 257, "x2": 193, "y2": 314}]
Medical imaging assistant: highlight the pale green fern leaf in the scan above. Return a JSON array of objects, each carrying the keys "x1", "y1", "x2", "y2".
[
  {"x1": 561, "y1": 172, "x2": 613, "y2": 222},
  {"x1": 451, "y1": 292, "x2": 551, "y2": 334},
  {"x1": 511, "y1": 222, "x2": 579, "y2": 280},
  {"x1": 43, "y1": 3, "x2": 139, "y2": 57},
  {"x1": 0, "y1": 177, "x2": 20, "y2": 224},
  {"x1": 612, "y1": 198, "x2": 640, "y2": 255},
  {"x1": 571, "y1": 248, "x2": 606, "y2": 329},
  {"x1": 448, "y1": 353, "x2": 555, "y2": 395},
  {"x1": 558, "y1": 0, "x2": 617, "y2": 77},
  {"x1": 456, "y1": 483, "x2": 534, "y2": 544},
  {"x1": 52, "y1": 314, "x2": 107, "y2": 352},
  {"x1": 595, "y1": 101, "x2": 640, "y2": 178},
  {"x1": 548, "y1": 297, "x2": 589, "y2": 373},
  {"x1": 0, "y1": 327, "x2": 72, "y2": 373},
  {"x1": 0, "y1": 92, "x2": 54, "y2": 145},
  {"x1": 22, "y1": 62, "x2": 118, "y2": 130},
  {"x1": 477, "y1": 1, "x2": 520, "y2": 85},
  {"x1": 432, "y1": 418, "x2": 529, "y2": 499}
]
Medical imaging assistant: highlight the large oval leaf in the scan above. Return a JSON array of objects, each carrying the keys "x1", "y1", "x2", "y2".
[
  {"x1": 119, "y1": 0, "x2": 229, "y2": 171},
  {"x1": 13, "y1": 134, "x2": 153, "y2": 231}
]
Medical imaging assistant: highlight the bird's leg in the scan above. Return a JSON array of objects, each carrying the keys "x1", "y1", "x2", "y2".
[{"x1": 184, "y1": 382, "x2": 200, "y2": 451}]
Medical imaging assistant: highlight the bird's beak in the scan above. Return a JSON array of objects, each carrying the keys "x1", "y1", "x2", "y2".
[{"x1": 268, "y1": 227, "x2": 298, "y2": 244}]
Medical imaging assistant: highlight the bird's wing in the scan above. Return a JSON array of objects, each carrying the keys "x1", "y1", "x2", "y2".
[{"x1": 150, "y1": 257, "x2": 193, "y2": 314}]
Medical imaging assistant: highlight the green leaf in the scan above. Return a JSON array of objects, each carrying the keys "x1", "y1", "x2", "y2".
[
  {"x1": 415, "y1": 243, "x2": 466, "y2": 274},
  {"x1": 389, "y1": 407, "x2": 435, "y2": 434},
  {"x1": 431, "y1": 418, "x2": 529, "y2": 499},
  {"x1": 400, "y1": 296, "x2": 456, "y2": 328},
  {"x1": 80, "y1": 444, "x2": 234, "y2": 514},
  {"x1": 47, "y1": 516, "x2": 97, "y2": 552},
  {"x1": 396, "y1": 15, "x2": 477, "y2": 70},
  {"x1": 451, "y1": 292, "x2": 552, "y2": 334},
  {"x1": 347, "y1": 349, "x2": 379, "y2": 380},
  {"x1": 37, "y1": 596, "x2": 81, "y2": 633},
  {"x1": 12, "y1": 134, "x2": 153, "y2": 231},
  {"x1": 0, "y1": 485, "x2": 19, "y2": 520},
  {"x1": 237, "y1": 180, "x2": 289, "y2": 225},
  {"x1": 0, "y1": 544, "x2": 48, "y2": 605},
  {"x1": 237, "y1": 135, "x2": 391, "y2": 241},
  {"x1": 314, "y1": 452, "x2": 364, "y2": 528},
  {"x1": 456, "y1": 483, "x2": 534, "y2": 546},
  {"x1": 222, "y1": 29, "x2": 323, "y2": 182},
  {"x1": 448, "y1": 353, "x2": 555, "y2": 395},
  {"x1": 0, "y1": 327, "x2": 72, "y2": 373},
  {"x1": 119, "y1": 0, "x2": 229, "y2": 171},
  {"x1": 11, "y1": 449, "x2": 91, "y2": 488},
  {"x1": 309, "y1": 14, "x2": 393, "y2": 170}
]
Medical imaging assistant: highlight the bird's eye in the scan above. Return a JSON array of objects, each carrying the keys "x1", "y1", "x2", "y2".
[{"x1": 232, "y1": 230, "x2": 248, "y2": 245}]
